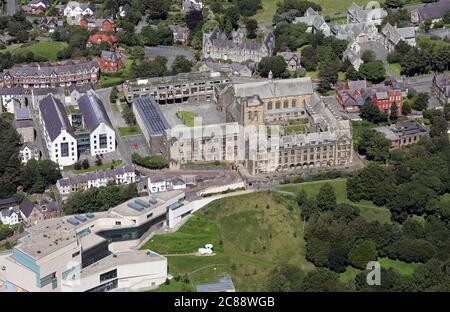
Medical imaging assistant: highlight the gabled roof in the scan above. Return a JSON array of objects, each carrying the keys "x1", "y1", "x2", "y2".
[
  {"x1": 39, "y1": 94, "x2": 72, "y2": 141},
  {"x1": 78, "y1": 91, "x2": 111, "y2": 132},
  {"x1": 19, "y1": 197, "x2": 36, "y2": 218},
  {"x1": 233, "y1": 77, "x2": 313, "y2": 99}
]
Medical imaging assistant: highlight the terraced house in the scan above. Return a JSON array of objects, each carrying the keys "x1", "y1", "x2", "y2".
[
  {"x1": 0, "y1": 60, "x2": 100, "y2": 88},
  {"x1": 56, "y1": 164, "x2": 136, "y2": 197}
]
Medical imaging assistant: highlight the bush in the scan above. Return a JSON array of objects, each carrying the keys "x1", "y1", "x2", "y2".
[
  {"x1": 131, "y1": 153, "x2": 168, "y2": 169},
  {"x1": 96, "y1": 158, "x2": 103, "y2": 166},
  {"x1": 73, "y1": 162, "x2": 82, "y2": 170},
  {"x1": 81, "y1": 159, "x2": 89, "y2": 169}
]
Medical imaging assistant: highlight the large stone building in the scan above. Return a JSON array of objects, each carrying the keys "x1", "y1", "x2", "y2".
[
  {"x1": 293, "y1": 7, "x2": 332, "y2": 36},
  {"x1": 0, "y1": 60, "x2": 99, "y2": 88},
  {"x1": 432, "y1": 73, "x2": 450, "y2": 105},
  {"x1": 217, "y1": 77, "x2": 314, "y2": 127},
  {"x1": 374, "y1": 120, "x2": 429, "y2": 149},
  {"x1": 214, "y1": 77, "x2": 354, "y2": 174},
  {"x1": 203, "y1": 27, "x2": 275, "y2": 63},
  {"x1": 347, "y1": 2, "x2": 387, "y2": 25}
]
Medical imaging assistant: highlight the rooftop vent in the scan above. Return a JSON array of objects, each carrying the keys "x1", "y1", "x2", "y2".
[
  {"x1": 67, "y1": 218, "x2": 80, "y2": 226},
  {"x1": 74, "y1": 215, "x2": 87, "y2": 222}
]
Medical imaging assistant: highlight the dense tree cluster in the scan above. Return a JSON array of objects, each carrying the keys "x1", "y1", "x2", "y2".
[
  {"x1": 20, "y1": 159, "x2": 61, "y2": 194},
  {"x1": 64, "y1": 184, "x2": 138, "y2": 214},
  {"x1": 387, "y1": 39, "x2": 450, "y2": 76},
  {"x1": 257, "y1": 55, "x2": 288, "y2": 78},
  {"x1": 128, "y1": 56, "x2": 168, "y2": 79},
  {"x1": 272, "y1": 0, "x2": 322, "y2": 25}
]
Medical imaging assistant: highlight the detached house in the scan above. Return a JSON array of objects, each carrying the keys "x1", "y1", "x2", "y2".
[
  {"x1": 99, "y1": 50, "x2": 124, "y2": 73},
  {"x1": 19, "y1": 142, "x2": 40, "y2": 164},
  {"x1": 169, "y1": 25, "x2": 190, "y2": 45},
  {"x1": 30, "y1": 0, "x2": 51, "y2": 14},
  {"x1": 88, "y1": 33, "x2": 117, "y2": 47},
  {"x1": 80, "y1": 16, "x2": 115, "y2": 32},
  {"x1": 41, "y1": 16, "x2": 64, "y2": 33},
  {"x1": 293, "y1": 7, "x2": 331, "y2": 36},
  {"x1": 63, "y1": 1, "x2": 95, "y2": 18},
  {"x1": 277, "y1": 51, "x2": 302, "y2": 71},
  {"x1": 410, "y1": 0, "x2": 450, "y2": 25}
]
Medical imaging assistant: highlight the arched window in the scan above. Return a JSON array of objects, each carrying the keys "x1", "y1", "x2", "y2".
[
  {"x1": 292, "y1": 99, "x2": 297, "y2": 107},
  {"x1": 283, "y1": 100, "x2": 289, "y2": 108},
  {"x1": 267, "y1": 101, "x2": 272, "y2": 110},
  {"x1": 275, "y1": 101, "x2": 281, "y2": 109}
]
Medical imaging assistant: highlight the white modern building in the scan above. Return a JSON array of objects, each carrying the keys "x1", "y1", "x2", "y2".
[
  {"x1": 3, "y1": 191, "x2": 189, "y2": 292},
  {"x1": 77, "y1": 90, "x2": 116, "y2": 157},
  {"x1": 38, "y1": 94, "x2": 78, "y2": 167}
]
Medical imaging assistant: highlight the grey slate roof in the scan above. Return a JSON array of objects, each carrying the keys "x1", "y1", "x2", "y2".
[
  {"x1": 133, "y1": 96, "x2": 170, "y2": 136},
  {"x1": 0, "y1": 87, "x2": 24, "y2": 95},
  {"x1": 412, "y1": 0, "x2": 450, "y2": 21},
  {"x1": 15, "y1": 107, "x2": 31, "y2": 120},
  {"x1": 78, "y1": 91, "x2": 111, "y2": 132},
  {"x1": 57, "y1": 164, "x2": 135, "y2": 187},
  {"x1": 1, "y1": 60, "x2": 99, "y2": 79},
  {"x1": 233, "y1": 77, "x2": 313, "y2": 99},
  {"x1": 1, "y1": 206, "x2": 20, "y2": 218},
  {"x1": 39, "y1": 94, "x2": 72, "y2": 141},
  {"x1": 19, "y1": 197, "x2": 36, "y2": 218}
]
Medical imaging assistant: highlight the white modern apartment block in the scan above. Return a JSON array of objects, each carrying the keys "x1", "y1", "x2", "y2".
[
  {"x1": 38, "y1": 94, "x2": 78, "y2": 167},
  {"x1": 78, "y1": 90, "x2": 116, "y2": 157},
  {"x1": 3, "y1": 191, "x2": 188, "y2": 292},
  {"x1": 56, "y1": 164, "x2": 136, "y2": 197},
  {"x1": 63, "y1": 1, "x2": 95, "y2": 18}
]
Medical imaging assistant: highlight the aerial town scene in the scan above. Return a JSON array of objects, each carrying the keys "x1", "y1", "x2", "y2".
[{"x1": 0, "y1": 0, "x2": 449, "y2": 295}]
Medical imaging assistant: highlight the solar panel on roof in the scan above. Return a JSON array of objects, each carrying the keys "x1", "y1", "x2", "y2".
[
  {"x1": 74, "y1": 215, "x2": 87, "y2": 222},
  {"x1": 127, "y1": 202, "x2": 145, "y2": 211},
  {"x1": 67, "y1": 218, "x2": 80, "y2": 226},
  {"x1": 133, "y1": 96, "x2": 169, "y2": 135},
  {"x1": 135, "y1": 199, "x2": 150, "y2": 208}
]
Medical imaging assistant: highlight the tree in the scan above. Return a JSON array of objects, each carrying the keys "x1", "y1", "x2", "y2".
[
  {"x1": 348, "y1": 239, "x2": 378, "y2": 269},
  {"x1": 96, "y1": 158, "x2": 103, "y2": 166},
  {"x1": 411, "y1": 93, "x2": 429, "y2": 111},
  {"x1": 360, "y1": 99, "x2": 387, "y2": 123},
  {"x1": 266, "y1": 264, "x2": 304, "y2": 291},
  {"x1": 345, "y1": 65, "x2": 362, "y2": 81},
  {"x1": 73, "y1": 162, "x2": 81, "y2": 171},
  {"x1": 237, "y1": 0, "x2": 262, "y2": 16},
  {"x1": 296, "y1": 189, "x2": 307, "y2": 206},
  {"x1": 245, "y1": 18, "x2": 258, "y2": 39},
  {"x1": 122, "y1": 104, "x2": 136, "y2": 126},
  {"x1": 318, "y1": 60, "x2": 339, "y2": 93},
  {"x1": 385, "y1": 0, "x2": 403, "y2": 8},
  {"x1": 300, "y1": 268, "x2": 346, "y2": 292},
  {"x1": 257, "y1": 56, "x2": 288, "y2": 78},
  {"x1": 359, "y1": 61, "x2": 386, "y2": 83},
  {"x1": 430, "y1": 114, "x2": 448, "y2": 138},
  {"x1": 223, "y1": 5, "x2": 240, "y2": 30},
  {"x1": 171, "y1": 55, "x2": 192, "y2": 75},
  {"x1": 386, "y1": 239, "x2": 436, "y2": 263},
  {"x1": 327, "y1": 247, "x2": 349, "y2": 273},
  {"x1": 145, "y1": 0, "x2": 169, "y2": 20},
  {"x1": 301, "y1": 45, "x2": 319, "y2": 71},
  {"x1": 141, "y1": 25, "x2": 173, "y2": 46},
  {"x1": 131, "y1": 46, "x2": 145, "y2": 60},
  {"x1": 357, "y1": 129, "x2": 390, "y2": 162},
  {"x1": 185, "y1": 9, "x2": 203, "y2": 32},
  {"x1": 81, "y1": 159, "x2": 90, "y2": 170},
  {"x1": 361, "y1": 50, "x2": 376, "y2": 63},
  {"x1": 390, "y1": 103, "x2": 399, "y2": 121},
  {"x1": 316, "y1": 183, "x2": 336, "y2": 212},
  {"x1": 423, "y1": 17, "x2": 432, "y2": 33},
  {"x1": 0, "y1": 114, "x2": 22, "y2": 198},
  {"x1": 444, "y1": 10, "x2": 450, "y2": 24}
]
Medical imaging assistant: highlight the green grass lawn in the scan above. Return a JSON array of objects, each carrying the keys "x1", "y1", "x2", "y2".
[
  {"x1": 176, "y1": 111, "x2": 200, "y2": 127},
  {"x1": 142, "y1": 191, "x2": 314, "y2": 291},
  {"x1": 4, "y1": 41, "x2": 68, "y2": 61},
  {"x1": 253, "y1": 0, "x2": 278, "y2": 23},
  {"x1": 279, "y1": 178, "x2": 392, "y2": 223},
  {"x1": 286, "y1": 119, "x2": 309, "y2": 134},
  {"x1": 312, "y1": 0, "x2": 374, "y2": 15},
  {"x1": 378, "y1": 257, "x2": 418, "y2": 276},
  {"x1": 64, "y1": 160, "x2": 123, "y2": 174},
  {"x1": 182, "y1": 161, "x2": 227, "y2": 169},
  {"x1": 111, "y1": 103, "x2": 119, "y2": 112},
  {"x1": 100, "y1": 59, "x2": 136, "y2": 88},
  {"x1": 305, "y1": 71, "x2": 319, "y2": 79},
  {"x1": 118, "y1": 126, "x2": 142, "y2": 137},
  {"x1": 388, "y1": 63, "x2": 402, "y2": 75}
]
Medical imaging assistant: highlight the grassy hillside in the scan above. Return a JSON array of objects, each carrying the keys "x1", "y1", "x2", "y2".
[
  {"x1": 279, "y1": 178, "x2": 392, "y2": 223},
  {"x1": 5, "y1": 41, "x2": 69, "y2": 61},
  {"x1": 143, "y1": 191, "x2": 313, "y2": 291}
]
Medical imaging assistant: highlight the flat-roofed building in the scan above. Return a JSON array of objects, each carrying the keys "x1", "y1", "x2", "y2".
[
  {"x1": 123, "y1": 72, "x2": 229, "y2": 104},
  {"x1": 3, "y1": 191, "x2": 186, "y2": 292}
]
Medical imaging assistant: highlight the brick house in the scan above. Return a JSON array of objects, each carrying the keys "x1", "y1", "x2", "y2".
[
  {"x1": 88, "y1": 33, "x2": 117, "y2": 47},
  {"x1": 99, "y1": 50, "x2": 124, "y2": 73},
  {"x1": 372, "y1": 90, "x2": 403, "y2": 116},
  {"x1": 80, "y1": 16, "x2": 115, "y2": 32}
]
